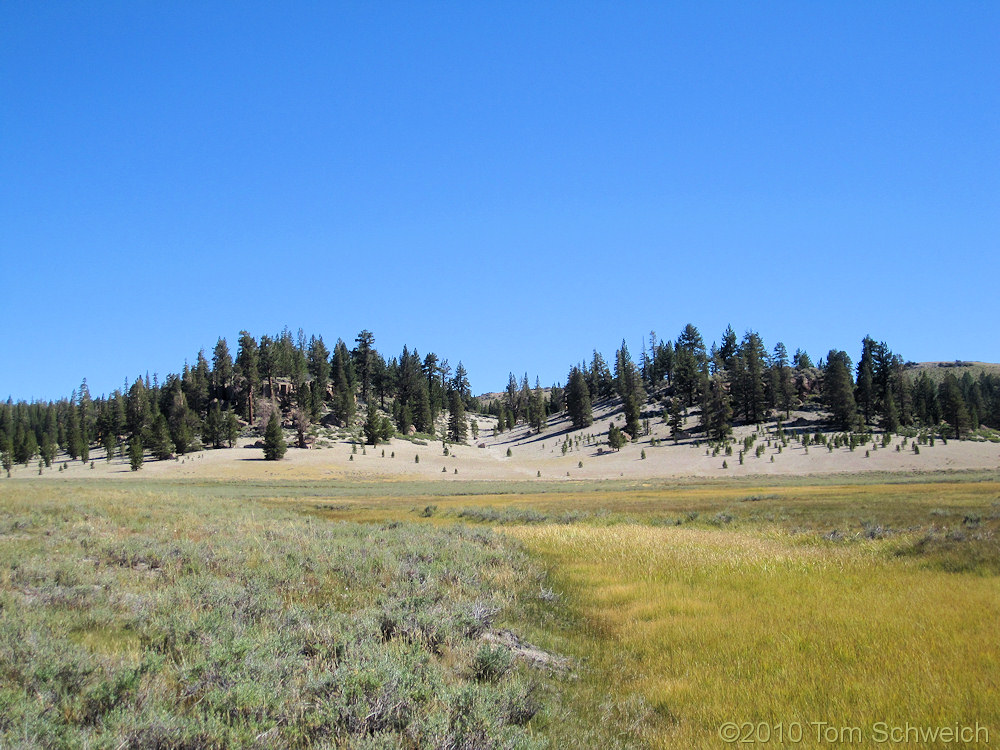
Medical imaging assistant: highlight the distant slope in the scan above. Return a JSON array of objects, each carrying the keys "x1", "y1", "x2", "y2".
[{"x1": 905, "y1": 361, "x2": 1000, "y2": 382}]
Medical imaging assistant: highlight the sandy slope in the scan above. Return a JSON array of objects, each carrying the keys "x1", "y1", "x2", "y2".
[{"x1": 14, "y1": 400, "x2": 999, "y2": 482}]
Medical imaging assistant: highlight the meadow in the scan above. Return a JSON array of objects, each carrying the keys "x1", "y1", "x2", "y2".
[{"x1": 2, "y1": 473, "x2": 998, "y2": 748}]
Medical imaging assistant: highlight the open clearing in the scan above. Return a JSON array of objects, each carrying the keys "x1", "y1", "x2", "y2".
[{"x1": 2, "y1": 473, "x2": 999, "y2": 747}]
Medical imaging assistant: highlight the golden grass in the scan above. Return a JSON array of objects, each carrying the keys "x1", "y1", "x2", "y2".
[{"x1": 509, "y1": 522, "x2": 1000, "y2": 748}]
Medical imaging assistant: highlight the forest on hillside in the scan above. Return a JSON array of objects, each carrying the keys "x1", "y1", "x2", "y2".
[{"x1": 2, "y1": 324, "x2": 999, "y2": 475}]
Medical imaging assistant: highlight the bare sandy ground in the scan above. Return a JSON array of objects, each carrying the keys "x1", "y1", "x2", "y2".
[{"x1": 13, "y1": 400, "x2": 999, "y2": 483}]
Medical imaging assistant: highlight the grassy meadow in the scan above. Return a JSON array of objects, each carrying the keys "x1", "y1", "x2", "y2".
[{"x1": 2, "y1": 473, "x2": 999, "y2": 747}]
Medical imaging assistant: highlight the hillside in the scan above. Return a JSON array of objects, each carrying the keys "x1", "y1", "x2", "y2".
[{"x1": 903, "y1": 360, "x2": 1000, "y2": 383}]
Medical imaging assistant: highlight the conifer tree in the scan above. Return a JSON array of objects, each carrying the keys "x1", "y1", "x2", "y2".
[
  {"x1": 364, "y1": 401, "x2": 383, "y2": 446},
  {"x1": 1, "y1": 438, "x2": 12, "y2": 477},
  {"x1": 589, "y1": 351, "x2": 614, "y2": 400},
  {"x1": 528, "y1": 377, "x2": 547, "y2": 432},
  {"x1": 939, "y1": 375, "x2": 971, "y2": 440},
  {"x1": 258, "y1": 334, "x2": 276, "y2": 400},
  {"x1": 331, "y1": 344, "x2": 356, "y2": 426},
  {"x1": 354, "y1": 330, "x2": 376, "y2": 404},
  {"x1": 668, "y1": 396, "x2": 684, "y2": 442},
  {"x1": 882, "y1": 390, "x2": 899, "y2": 433},
  {"x1": 165, "y1": 380, "x2": 197, "y2": 454},
  {"x1": 291, "y1": 407, "x2": 310, "y2": 449},
  {"x1": 823, "y1": 351, "x2": 857, "y2": 429},
  {"x1": 452, "y1": 361, "x2": 471, "y2": 403},
  {"x1": 65, "y1": 404, "x2": 82, "y2": 460},
  {"x1": 674, "y1": 324, "x2": 707, "y2": 406},
  {"x1": 732, "y1": 331, "x2": 768, "y2": 425},
  {"x1": 149, "y1": 413, "x2": 174, "y2": 460},
  {"x1": 448, "y1": 389, "x2": 468, "y2": 443},
  {"x1": 565, "y1": 367, "x2": 593, "y2": 429},
  {"x1": 263, "y1": 409, "x2": 286, "y2": 460},
  {"x1": 615, "y1": 341, "x2": 645, "y2": 438},
  {"x1": 793, "y1": 349, "x2": 813, "y2": 369},
  {"x1": 235, "y1": 331, "x2": 260, "y2": 424},
  {"x1": 415, "y1": 385, "x2": 433, "y2": 435},
  {"x1": 40, "y1": 435, "x2": 56, "y2": 468},
  {"x1": 224, "y1": 408, "x2": 239, "y2": 447},
  {"x1": 307, "y1": 335, "x2": 331, "y2": 419},
  {"x1": 719, "y1": 325, "x2": 738, "y2": 373},
  {"x1": 856, "y1": 337, "x2": 876, "y2": 425},
  {"x1": 772, "y1": 342, "x2": 795, "y2": 418},
  {"x1": 205, "y1": 401, "x2": 223, "y2": 448},
  {"x1": 128, "y1": 435, "x2": 143, "y2": 471},
  {"x1": 183, "y1": 350, "x2": 211, "y2": 417},
  {"x1": 77, "y1": 380, "x2": 92, "y2": 462},
  {"x1": 608, "y1": 422, "x2": 626, "y2": 451},
  {"x1": 212, "y1": 338, "x2": 234, "y2": 406},
  {"x1": 505, "y1": 373, "x2": 520, "y2": 423},
  {"x1": 704, "y1": 374, "x2": 733, "y2": 441}
]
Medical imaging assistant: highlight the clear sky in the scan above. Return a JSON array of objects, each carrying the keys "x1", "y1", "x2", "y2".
[{"x1": 2, "y1": 2, "x2": 997, "y2": 401}]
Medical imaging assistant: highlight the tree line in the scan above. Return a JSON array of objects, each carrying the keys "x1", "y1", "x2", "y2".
[
  {"x1": 1, "y1": 327, "x2": 476, "y2": 472},
  {"x1": 490, "y1": 324, "x2": 999, "y2": 445},
  {"x1": 3, "y1": 323, "x2": 998, "y2": 474}
]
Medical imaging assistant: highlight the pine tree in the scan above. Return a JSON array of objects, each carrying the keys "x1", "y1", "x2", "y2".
[
  {"x1": 674, "y1": 324, "x2": 707, "y2": 406},
  {"x1": 772, "y1": 342, "x2": 795, "y2": 418},
  {"x1": 292, "y1": 407, "x2": 310, "y2": 449},
  {"x1": 505, "y1": 373, "x2": 520, "y2": 423},
  {"x1": 224, "y1": 409, "x2": 239, "y2": 447},
  {"x1": 263, "y1": 410, "x2": 287, "y2": 460},
  {"x1": 205, "y1": 401, "x2": 223, "y2": 448},
  {"x1": 307, "y1": 335, "x2": 331, "y2": 419},
  {"x1": 719, "y1": 325, "x2": 738, "y2": 373},
  {"x1": 882, "y1": 390, "x2": 899, "y2": 433},
  {"x1": 704, "y1": 374, "x2": 733, "y2": 441},
  {"x1": 331, "y1": 344, "x2": 356, "y2": 427},
  {"x1": 1, "y1": 438, "x2": 12, "y2": 477},
  {"x1": 235, "y1": 331, "x2": 260, "y2": 423},
  {"x1": 608, "y1": 422, "x2": 626, "y2": 451},
  {"x1": 102, "y1": 424, "x2": 117, "y2": 462},
  {"x1": 823, "y1": 351, "x2": 857, "y2": 429},
  {"x1": 364, "y1": 401, "x2": 383, "y2": 446},
  {"x1": 416, "y1": 384, "x2": 432, "y2": 435},
  {"x1": 734, "y1": 331, "x2": 768, "y2": 425},
  {"x1": 939, "y1": 375, "x2": 971, "y2": 440},
  {"x1": 353, "y1": 330, "x2": 376, "y2": 404},
  {"x1": 528, "y1": 377, "x2": 546, "y2": 432},
  {"x1": 856, "y1": 337, "x2": 876, "y2": 424},
  {"x1": 212, "y1": 338, "x2": 234, "y2": 406},
  {"x1": 65, "y1": 404, "x2": 82, "y2": 460},
  {"x1": 448, "y1": 389, "x2": 468, "y2": 443},
  {"x1": 41, "y1": 435, "x2": 56, "y2": 467},
  {"x1": 452, "y1": 361, "x2": 471, "y2": 402},
  {"x1": 125, "y1": 379, "x2": 149, "y2": 444},
  {"x1": 258, "y1": 334, "x2": 276, "y2": 401},
  {"x1": 77, "y1": 380, "x2": 92, "y2": 462},
  {"x1": 149, "y1": 414, "x2": 174, "y2": 460},
  {"x1": 615, "y1": 341, "x2": 645, "y2": 439},
  {"x1": 128, "y1": 435, "x2": 143, "y2": 471},
  {"x1": 668, "y1": 396, "x2": 684, "y2": 442},
  {"x1": 793, "y1": 349, "x2": 813, "y2": 369},
  {"x1": 565, "y1": 367, "x2": 593, "y2": 429}
]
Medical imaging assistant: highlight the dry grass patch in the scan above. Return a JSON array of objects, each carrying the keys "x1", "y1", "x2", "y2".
[{"x1": 509, "y1": 523, "x2": 1000, "y2": 749}]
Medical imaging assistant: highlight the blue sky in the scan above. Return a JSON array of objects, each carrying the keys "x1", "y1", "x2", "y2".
[{"x1": 2, "y1": 2, "x2": 997, "y2": 400}]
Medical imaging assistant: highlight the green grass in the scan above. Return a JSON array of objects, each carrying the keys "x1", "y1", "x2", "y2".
[
  {"x1": 0, "y1": 482, "x2": 553, "y2": 748},
  {"x1": 3, "y1": 473, "x2": 999, "y2": 748}
]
